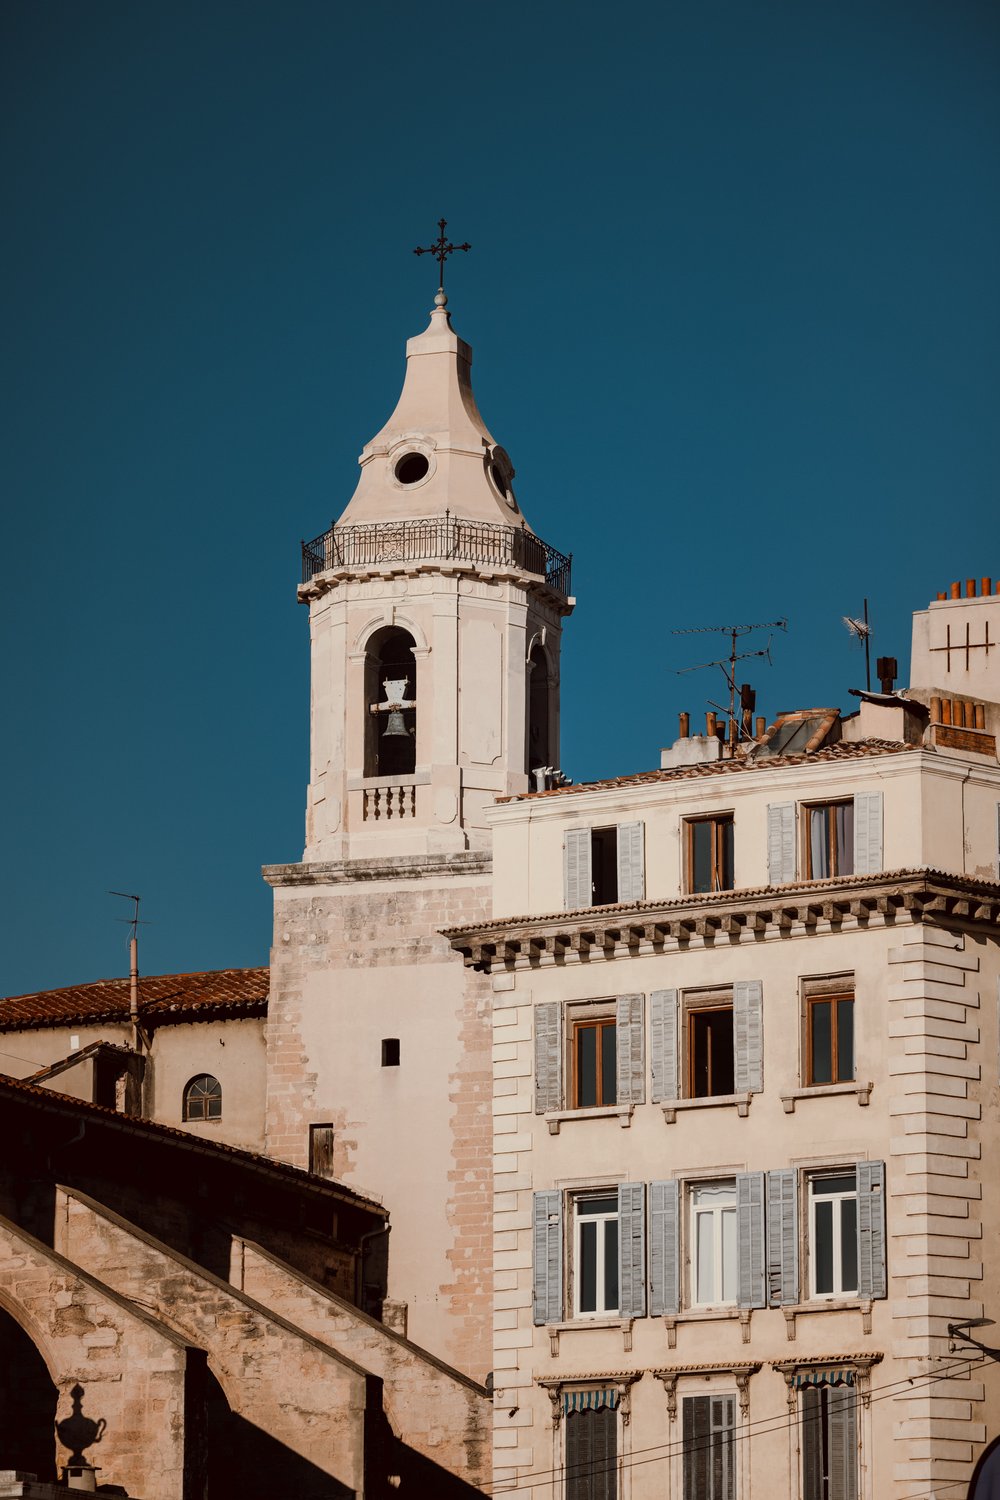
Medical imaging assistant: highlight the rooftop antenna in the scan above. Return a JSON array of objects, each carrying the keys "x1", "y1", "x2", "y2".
[
  {"x1": 673, "y1": 619, "x2": 788, "y2": 757},
  {"x1": 110, "y1": 891, "x2": 148, "y2": 1054},
  {"x1": 843, "y1": 598, "x2": 872, "y2": 692}
]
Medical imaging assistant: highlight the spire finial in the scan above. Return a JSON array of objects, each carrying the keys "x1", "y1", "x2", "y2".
[{"x1": 414, "y1": 218, "x2": 470, "y2": 297}]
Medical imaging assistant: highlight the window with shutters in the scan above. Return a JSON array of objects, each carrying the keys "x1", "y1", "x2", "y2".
[
  {"x1": 808, "y1": 1172, "x2": 858, "y2": 1298},
  {"x1": 690, "y1": 1181, "x2": 738, "y2": 1306},
  {"x1": 682, "y1": 1393, "x2": 736, "y2": 1500},
  {"x1": 804, "y1": 977, "x2": 855, "y2": 1086},
  {"x1": 574, "y1": 1195, "x2": 620, "y2": 1317},
  {"x1": 565, "y1": 1400, "x2": 617, "y2": 1500},
  {"x1": 801, "y1": 1382, "x2": 859, "y2": 1500},
  {"x1": 685, "y1": 814, "x2": 735, "y2": 894},
  {"x1": 563, "y1": 822, "x2": 645, "y2": 907},
  {"x1": 685, "y1": 990, "x2": 735, "y2": 1098},
  {"x1": 803, "y1": 801, "x2": 854, "y2": 879}
]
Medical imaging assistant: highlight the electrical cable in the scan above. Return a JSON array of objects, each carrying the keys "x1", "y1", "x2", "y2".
[{"x1": 485, "y1": 1351, "x2": 992, "y2": 1495}]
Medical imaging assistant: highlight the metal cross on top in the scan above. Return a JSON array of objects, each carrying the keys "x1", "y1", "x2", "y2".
[{"x1": 413, "y1": 218, "x2": 471, "y2": 291}]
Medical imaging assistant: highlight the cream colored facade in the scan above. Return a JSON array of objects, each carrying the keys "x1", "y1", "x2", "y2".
[{"x1": 441, "y1": 590, "x2": 1000, "y2": 1499}]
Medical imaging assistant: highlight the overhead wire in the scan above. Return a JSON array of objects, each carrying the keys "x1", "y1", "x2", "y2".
[{"x1": 485, "y1": 1351, "x2": 992, "y2": 1495}]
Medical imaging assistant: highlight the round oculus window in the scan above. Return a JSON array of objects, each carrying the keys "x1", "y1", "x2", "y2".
[
  {"x1": 489, "y1": 462, "x2": 508, "y2": 498},
  {"x1": 394, "y1": 452, "x2": 430, "y2": 486}
]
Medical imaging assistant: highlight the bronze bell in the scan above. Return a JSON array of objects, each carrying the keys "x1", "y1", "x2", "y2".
[{"x1": 383, "y1": 710, "x2": 409, "y2": 738}]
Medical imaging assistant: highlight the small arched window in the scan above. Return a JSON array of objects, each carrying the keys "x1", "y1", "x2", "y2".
[
  {"x1": 527, "y1": 640, "x2": 552, "y2": 775},
  {"x1": 183, "y1": 1074, "x2": 222, "y2": 1122},
  {"x1": 364, "y1": 627, "x2": 417, "y2": 778}
]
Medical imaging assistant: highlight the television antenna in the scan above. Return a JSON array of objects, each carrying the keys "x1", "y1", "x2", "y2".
[
  {"x1": 110, "y1": 891, "x2": 151, "y2": 1053},
  {"x1": 673, "y1": 619, "x2": 787, "y2": 755}
]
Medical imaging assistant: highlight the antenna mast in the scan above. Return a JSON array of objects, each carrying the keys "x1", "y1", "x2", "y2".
[
  {"x1": 110, "y1": 891, "x2": 143, "y2": 1054},
  {"x1": 673, "y1": 619, "x2": 787, "y2": 756}
]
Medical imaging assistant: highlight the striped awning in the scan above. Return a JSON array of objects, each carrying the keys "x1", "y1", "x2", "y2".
[
  {"x1": 792, "y1": 1367, "x2": 855, "y2": 1389},
  {"x1": 563, "y1": 1388, "x2": 620, "y2": 1415}
]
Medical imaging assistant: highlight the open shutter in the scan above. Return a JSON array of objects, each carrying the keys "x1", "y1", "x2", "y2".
[
  {"x1": 736, "y1": 1171, "x2": 766, "y2": 1308},
  {"x1": 616, "y1": 821, "x2": 645, "y2": 902},
  {"x1": 734, "y1": 980, "x2": 763, "y2": 1094},
  {"x1": 827, "y1": 1386, "x2": 859, "y2": 1500},
  {"x1": 616, "y1": 994, "x2": 645, "y2": 1105},
  {"x1": 767, "y1": 1168, "x2": 799, "y2": 1305},
  {"x1": 534, "y1": 1001, "x2": 563, "y2": 1114},
  {"x1": 650, "y1": 989, "x2": 679, "y2": 1103},
  {"x1": 564, "y1": 828, "x2": 592, "y2": 909},
  {"x1": 767, "y1": 802, "x2": 796, "y2": 885},
  {"x1": 649, "y1": 1179, "x2": 680, "y2": 1316},
  {"x1": 857, "y1": 1160, "x2": 887, "y2": 1300},
  {"x1": 532, "y1": 1190, "x2": 563, "y2": 1325},
  {"x1": 618, "y1": 1183, "x2": 646, "y2": 1318},
  {"x1": 853, "y1": 791, "x2": 883, "y2": 875}
]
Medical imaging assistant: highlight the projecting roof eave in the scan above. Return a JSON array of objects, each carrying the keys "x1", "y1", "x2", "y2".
[
  {"x1": 0, "y1": 1072, "x2": 387, "y2": 1220},
  {"x1": 0, "y1": 966, "x2": 269, "y2": 1033},
  {"x1": 443, "y1": 867, "x2": 1000, "y2": 969}
]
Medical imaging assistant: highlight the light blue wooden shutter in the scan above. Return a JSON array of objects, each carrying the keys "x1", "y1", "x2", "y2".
[
  {"x1": 617, "y1": 821, "x2": 645, "y2": 902},
  {"x1": 857, "y1": 1160, "x2": 887, "y2": 1299},
  {"x1": 649, "y1": 1179, "x2": 680, "y2": 1316},
  {"x1": 564, "y1": 828, "x2": 592, "y2": 908},
  {"x1": 616, "y1": 994, "x2": 645, "y2": 1105},
  {"x1": 767, "y1": 802, "x2": 796, "y2": 885},
  {"x1": 618, "y1": 1183, "x2": 646, "y2": 1317},
  {"x1": 737, "y1": 1171, "x2": 766, "y2": 1308},
  {"x1": 734, "y1": 980, "x2": 763, "y2": 1094},
  {"x1": 532, "y1": 1190, "x2": 563, "y2": 1325},
  {"x1": 534, "y1": 1001, "x2": 563, "y2": 1114},
  {"x1": 650, "y1": 989, "x2": 679, "y2": 1103},
  {"x1": 853, "y1": 792, "x2": 884, "y2": 875},
  {"x1": 801, "y1": 1388, "x2": 824, "y2": 1497},
  {"x1": 767, "y1": 1168, "x2": 799, "y2": 1305},
  {"x1": 827, "y1": 1386, "x2": 859, "y2": 1500}
]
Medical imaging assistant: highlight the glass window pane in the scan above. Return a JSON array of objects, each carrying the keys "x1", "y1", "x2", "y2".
[
  {"x1": 691, "y1": 821, "x2": 712, "y2": 893},
  {"x1": 601, "y1": 1023, "x2": 617, "y2": 1106},
  {"x1": 577, "y1": 1026, "x2": 596, "y2": 1107},
  {"x1": 811, "y1": 1001, "x2": 832, "y2": 1084},
  {"x1": 837, "y1": 999, "x2": 855, "y2": 1082},
  {"x1": 809, "y1": 807, "x2": 830, "y2": 878},
  {"x1": 579, "y1": 1220, "x2": 597, "y2": 1312},
  {"x1": 721, "y1": 1207, "x2": 737, "y2": 1302},
  {"x1": 836, "y1": 801, "x2": 854, "y2": 876},
  {"x1": 604, "y1": 1220, "x2": 619, "y2": 1312},
  {"x1": 814, "y1": 1200, "x2": 833, "y2": 1293},
  {"x1": 822, "y1": 1174, "x2": 856, "y2": 1196},
  {"x1": 840, "y1": 1198, "x2": 858, "y2": 1292},
  {"x1": 696, "y1": 1214, "x2": 714, "y2": 1302},
  {"x1": 720, "y1": 819, "x2": 734, "y2": 890}
]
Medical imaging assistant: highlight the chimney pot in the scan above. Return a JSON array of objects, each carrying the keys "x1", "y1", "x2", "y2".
[
  {"x1": 929, "y1": 696, "x2": 942, "y2": 722},
  {"x1": 941, "y1": 699, "x2": 953, "y2": 725},
  {"x1": 974, "y1": 703, "x2": 986, "y2": 730},
  {"x1": 982, "y1": 578, "x2": 992, "y2": 597},
  {"x1": 966, "y1": 578, "x2": 976, "y2": 598},
  {"x1": 950, "y1": 582, "x2": 961, "y2": 599},
  {"x1": 936, "y1": 592, "x2": 946, "y2": 601},
  {"x1": 755, "y1": 715, "x2": 766, "y2": 739},
  {"x1": 706, "y1": 711, "x2": 717, "y2": 737},
  {"x1": 679, "y1": 711, "x2": 690, "y2": 739}
]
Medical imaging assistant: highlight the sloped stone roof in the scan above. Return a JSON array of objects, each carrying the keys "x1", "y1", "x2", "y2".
[{"x1": 0, "y1": 966, "x2": 268, "y2": 1031}]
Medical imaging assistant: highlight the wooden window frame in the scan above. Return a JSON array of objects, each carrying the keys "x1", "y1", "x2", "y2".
[
  {"x1": 684, "y1": 991, "x2": 735, "y2": 1099},
  {"x1": 684, "y1": 813, "x2": 735, "y2": 894},
  {"x1": 802, "y1": 800, "x2": 854, "y2": 880},
  {"x1": 807, "y1": 1170, "x2": 859, "y2": 1300},
  {"x1": 801, "y1": 975, "x2": 855, "y2": 1088},
  {"x1": 590, "y1": 826, "x2": 619, "y2": 905},
  {"x1": 688, "y1": 1178, "x2": 738, "y2": 1308},
  {"x1": 183, "y1": 1074, "x2": 222, "y2": 1122},
  {"x1": 572, "y1": 1192, "x2": 620, "y2": 1319},
  {"x1": 571, "y1": 1013, "x2": 617, "y2": 1108},
  {"x1": 805, "y1": 992, "x2": 855, "y2": 1086}
]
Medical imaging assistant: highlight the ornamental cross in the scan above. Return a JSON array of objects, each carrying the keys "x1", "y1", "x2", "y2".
[
  {"x1": 413, "y1": 218, "x2": 470, "y2": 291},
  {"x1": 930, "y1": 621, "x2": 993, "y2": 671}
]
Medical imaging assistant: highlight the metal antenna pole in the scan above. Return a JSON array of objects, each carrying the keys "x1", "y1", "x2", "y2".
[
  {"x1": 110, "y1": 891, "x2": 143, "y2": 1054},
  {"x1": 863, "y1": 598, "x2": 871, "y2": 692},
  {"x1": 673, "y1": 619, "x2": 788, "y2": 754}
]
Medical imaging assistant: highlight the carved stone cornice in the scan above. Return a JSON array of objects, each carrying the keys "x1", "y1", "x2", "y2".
[{"x1": 443, "y1": 868, "x2": 1000, "y2": 970}]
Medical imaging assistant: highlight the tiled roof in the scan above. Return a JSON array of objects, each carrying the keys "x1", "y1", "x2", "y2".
[
  {"x1": 0, "y1": 1071, "x2": 386, "y2": 1216},
  {"x1": 0, "y1": 967, "x2": 269, "y2": 1031},
  {"x1": 503, "y1": 739, "x2": 918, "y2": 801}
]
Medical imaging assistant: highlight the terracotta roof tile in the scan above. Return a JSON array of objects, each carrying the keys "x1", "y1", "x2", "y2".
[
  {"x1": 503, "y1": 739, "x2": 917, "y2": 802},
  {"x1": 0, "y1": 967, "x2": 268, "y2": 1031}
]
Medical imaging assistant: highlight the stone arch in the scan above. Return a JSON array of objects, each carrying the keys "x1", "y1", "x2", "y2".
[
  {"x1": 970, "y1": 1433, "x2": 1000, "y2": 1498},
  {"x1": 364, "y1": 625, "x2": 418, "y2": 778},
  {"x1": 353, "y1": 611, "x2": 429, "y2": 656},
  {"x1": 0, "y1": 1295, "x2": 60, "y2": 1480},
  {"x1": 526, "y1": 635, "x2": 555, "y2": 775}
]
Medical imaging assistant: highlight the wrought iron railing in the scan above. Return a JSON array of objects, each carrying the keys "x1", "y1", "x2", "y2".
[{"x1": 301, "y1": 513, "x2": 572, "y2": 597}]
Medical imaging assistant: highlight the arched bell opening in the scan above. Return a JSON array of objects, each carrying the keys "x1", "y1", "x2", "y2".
[
  {"x1": 364, "y1": 627, "x2": 417, "y2": 779},
  {"x1": 526, "y1": 640, "x2": 553, "y2": 776},
  {"x1": 0, "y1": 1302, "x2": 59, "y2": 1480}
]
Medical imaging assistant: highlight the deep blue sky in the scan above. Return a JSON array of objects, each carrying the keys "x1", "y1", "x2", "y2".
[{"x1": 2, "y1": 1, "x2": 997, "y2": 996}]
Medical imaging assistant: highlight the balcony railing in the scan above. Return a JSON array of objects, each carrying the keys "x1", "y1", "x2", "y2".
[{"x1": 301, "y1": 513, "x2": 572, "y2": 597}]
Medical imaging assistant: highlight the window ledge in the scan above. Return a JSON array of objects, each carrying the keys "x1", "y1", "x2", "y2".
[
  {"x1": 778, "y1": 1298, "x2": 874, "y2": 1339},
  {"x1": 544, "y1": 1317, "x2": 635, "y2": 1357},
  {"x1": 661, "y1": 1092, "x2": 753, "y2": 1124},
  {"x1": 780, "y1": 1082, "x2": 872, "y2": 1113},
  {"x1": 545, "y1": 1104, "x2": 635, "y2": 1135}
]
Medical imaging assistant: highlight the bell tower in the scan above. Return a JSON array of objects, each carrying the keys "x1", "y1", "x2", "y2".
[
  {"x1": 264, "y1": 271, "x2": 573, "y2": 1377},
  {"x1": 298, "y1": 285, "x2": 573, "y2": 860}
]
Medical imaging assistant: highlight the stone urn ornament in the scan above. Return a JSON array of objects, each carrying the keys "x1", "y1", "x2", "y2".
[{"x1": 56, "y1": 1383, "x2": 105, "y2": 1492}]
